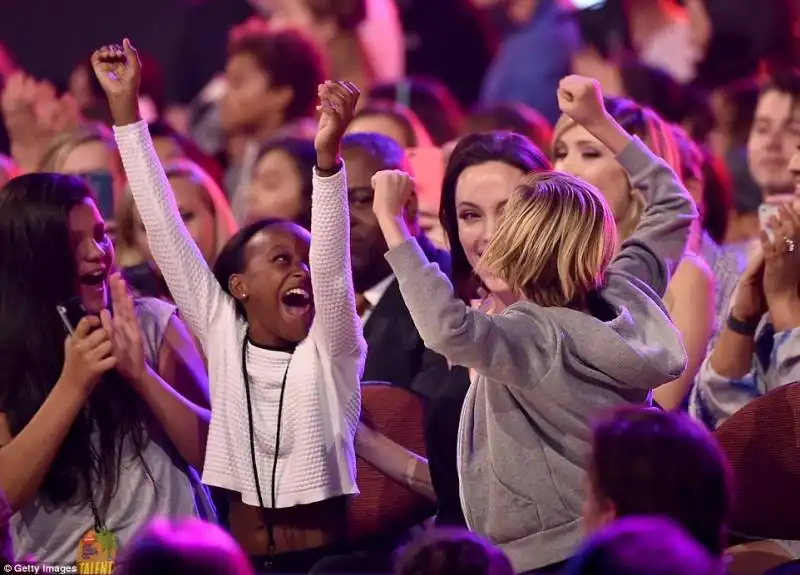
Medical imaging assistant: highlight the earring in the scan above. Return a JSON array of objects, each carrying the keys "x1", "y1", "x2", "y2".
[{"x1": 241, "y1": 293, "x2": 249, "y2": 301}]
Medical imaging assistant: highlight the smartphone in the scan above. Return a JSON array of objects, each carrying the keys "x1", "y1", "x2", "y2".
[
  {"x1": 56, "y1": 297, "x2": 87, "y2": 336},
  {"x1": 759, "y1": 195, "x2": 796, "y2": 240},
  {"x1": 78, "y1": 171, "x2": 115, "y2": 220}
]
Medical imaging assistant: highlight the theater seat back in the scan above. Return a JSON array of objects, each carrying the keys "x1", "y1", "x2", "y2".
[
  {"x1": 347, "y1": 382, "x2": 437, "y2": 543},
  {"x1": 714, "y1": 382, "x2": 800, "y2": 541}
]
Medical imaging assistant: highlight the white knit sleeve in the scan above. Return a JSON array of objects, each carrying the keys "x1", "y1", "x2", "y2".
[
  {"x1": 114, "y1": 121, "x2": 226, "y2": 352},
  {"x1": 309, "y1": 165, "x2": 366, "y2": 367}
]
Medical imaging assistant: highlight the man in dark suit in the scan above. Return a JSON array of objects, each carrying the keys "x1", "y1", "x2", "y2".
[{"x1": 342, "y1": 132, "x2": 451, "y2": 401}]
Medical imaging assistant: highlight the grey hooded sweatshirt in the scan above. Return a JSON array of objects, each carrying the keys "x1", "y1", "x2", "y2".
[{"x1": 384, "y1": 136, "x2": 694, "y2": 572}]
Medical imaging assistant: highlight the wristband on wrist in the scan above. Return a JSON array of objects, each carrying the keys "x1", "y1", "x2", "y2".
[
  {"x1": 727, "y1": 313, "x2": 760, "y2": 336},
  {"x1": 315, "y1": 158, "x2": 343, "y2": 177}
]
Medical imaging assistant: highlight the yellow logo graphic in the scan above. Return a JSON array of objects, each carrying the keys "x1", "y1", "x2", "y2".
[{"x1": 76, "y1": 529, "x2": 116, "y2": 575}]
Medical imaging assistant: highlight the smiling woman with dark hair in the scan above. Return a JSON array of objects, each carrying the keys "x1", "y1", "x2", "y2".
[{"x1": 0, "y1": 172, "x2": 213, "y2": 564}]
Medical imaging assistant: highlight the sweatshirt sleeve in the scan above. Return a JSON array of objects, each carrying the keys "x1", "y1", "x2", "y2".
[
  {"x1": 385, "y1": 238, "x2": 557, "y2": 386},
  {"x1": 114, "y1": 120, "x2": 226, "y2": 353},
  {"x1": 609, "y1": 137, "x2": 698, "y2": 298},
  {"x1": 309, "y1": 164, "x2": 366, "y2": 368}
]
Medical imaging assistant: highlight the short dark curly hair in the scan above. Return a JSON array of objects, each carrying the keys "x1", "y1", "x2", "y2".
[{"x1": 228, "y1": 27, "x2": 327, "y2": 122}]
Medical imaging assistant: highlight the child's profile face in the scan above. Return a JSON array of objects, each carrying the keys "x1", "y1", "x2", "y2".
[
  {"x1": 235, "y1": 223, "x2": 314, "y2": 344},
  {"x1": 454, "y1": 161, "x2": 522, "y2": 293},
  {"x1": 553, "y1": 123, "x2": 631, "y2": 221}
]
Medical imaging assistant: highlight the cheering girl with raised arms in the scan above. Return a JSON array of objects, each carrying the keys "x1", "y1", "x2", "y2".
[
  {"x1": 91, "y1": 40, "x2": 365, "y2": 572},
  {"x1": 370, "y1": 76, "x2": 695, "y2": 573}
]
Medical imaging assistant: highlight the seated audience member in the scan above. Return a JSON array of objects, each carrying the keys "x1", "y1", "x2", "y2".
[
  {"x1": 727, "y1": 73, "x2": 800, "y2": 246},
  {"x1": 95, "y1": 41, "x2": 364, "y2": 571},
  {"x1": 369, "y1": 75, "x2": 693, "y2": 573},
  {"x1": 220, "y1": 23, "x2": 325, "y2": 196},
  {"x1": 148, "y1": 120, "x2": 225, "y2": 187},
  {"x1": 674, "y1": 130, "x2": 742, "y2": 350},
  {"x1": 1, "y1": 71, "x2": 81, "y2": 172},
  {"x1": 553, "y1": 95, "x2": 714, "y2": 411},
  {"x1": 566, "y1": 517, "x2": 725, "y2": 575},
  {"x1": 693, "y1": 200, "x2": 800, "y2": 428},
  {"x1": 116, "y1": 160, "x2": 238, "y2": 300},
  {"x1": 267, "y1": 0, "x2": 375, "y2": 93},
  {"x1": 342, "y1": 132, "x2": 450, "y2": 399},
  {"x1": 462, "y1": 102, "x2": 553, "y2": 153},
  {"x1": 239, "y1": 136, "x2": 316, "y2": 227},
  {"x1": 347, "y1": 102, "x2": 434, "y2": 149},
  {"x1": 394, "y1": 528, "x2": 514, "y2": 575},
  {"x1": 428, "y1": 131, "x2": 551, "y2": 529},
  {"x1": 38, "y1": 124, "x2": 126, "y2": 238},
  {"x1": 368, "y1": 78, "x2": 463, "y2": 146},
  {"x1": 115, "y1": 518, "x2": 253, "y2": 575},
  {"x1": 0, "y1": 173, "x2": 213, "y2": 565},
  {"x1": 585, "y1": 408, "x2": 732, "y2": 556}
]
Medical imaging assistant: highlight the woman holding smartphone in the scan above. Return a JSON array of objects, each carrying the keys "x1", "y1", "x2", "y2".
[{"x1": 0, "y1": 172, "x2": 214, "y2": 565}]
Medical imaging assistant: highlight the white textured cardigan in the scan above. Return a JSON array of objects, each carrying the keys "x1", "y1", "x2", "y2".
[{"x1": 115, "y1": 121, "x2": 365, "y2": 507}]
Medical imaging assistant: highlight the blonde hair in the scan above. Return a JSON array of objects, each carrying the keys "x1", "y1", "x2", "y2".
[
  {"x1": 479, "y1": 171, "x2": 617, "y2": 308},
  {"x1": 38, "y1": 123, "x2": 119, "y2": 172},
  {"x1": 553, "y1": 96, "x2": 681, "y2": 240},
  {"x1": 116, "y1": 159, "x2": 238, "y2": 267}
]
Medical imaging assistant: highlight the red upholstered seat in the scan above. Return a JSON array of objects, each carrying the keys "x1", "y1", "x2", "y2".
[
  {"x1": 346, "y1": 382, "x2": 437, "y2": 543},
  {"x1": 714, "y1": 382, "x2": 800, "y2": 541}
]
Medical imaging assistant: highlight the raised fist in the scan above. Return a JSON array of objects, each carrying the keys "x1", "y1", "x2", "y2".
[
  {"x1": 90, "y1": 39, "x2": 141, "y2": 125},
  {"x1": 557, "y1": 75, "x2": 607, "y2": 128},
  {"x1": 371, "y1": 169, "x2": 414, "y2": 219},
  {"x1": 315, "y1": 81, "x2": 360, "y2": 169}
]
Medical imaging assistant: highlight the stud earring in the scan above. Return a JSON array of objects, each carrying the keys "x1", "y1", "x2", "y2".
[{"x1": 241, "y1": 293, "x2": 249, "y2": 301}]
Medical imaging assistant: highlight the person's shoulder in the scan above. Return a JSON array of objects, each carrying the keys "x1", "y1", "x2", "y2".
[
  {"x1": 673, "y1": 252, "x2": 715, "y2": 290},
  {"x1": 133, "y1": 296, "x2": 177, "y2": 323}
]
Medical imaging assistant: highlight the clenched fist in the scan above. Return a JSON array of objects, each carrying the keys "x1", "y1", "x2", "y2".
[
  {"x1": 371, "y1": 170, "x2": 414, "y2": 219},
  {"x1": 315, "y1": 81, "x2": 360, "y2": 170},
  {"x1": 90, "y1": 38, "x2": 141, "y2": 125},
  {"x1": 557, "y1": 75, "x2": 607, "y2": 129}
]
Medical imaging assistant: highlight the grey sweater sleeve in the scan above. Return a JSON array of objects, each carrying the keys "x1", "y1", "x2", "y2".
[
  {"x1": 385, "y1": 239, "x2": 557, "y2": 385},
  {"x1": 609, "y1": 137, "x2": 697, "y2": 297}
]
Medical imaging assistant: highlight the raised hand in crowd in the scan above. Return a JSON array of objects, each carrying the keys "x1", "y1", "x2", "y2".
[
  {"x1": 315, "y1": 80, "x2": 360, "y2": 170},
  {"x1": 61, "y1": 316, "x2": 117, "y2": 397},
  {"x1": 371, "y1": 169, "x2": 416, "y2": 249},
  {"x1": 372, "y1": 169, "x2": 415, "y2": 221},
  {"x1": 0, "y1": 71, "x2": 80, "y2": 171},
  {"x1": 761, "y1": 205, "x2": 800, "y2": 332},
  {"x1": 556, "y1": 75, "x2": 633, "y2": 157},
  {"x1": 101, "y1": 273, "x2": 146, "y2": 383},
  {"x1": 90, "y1": 39, "x2": 141, "y2": 126}
]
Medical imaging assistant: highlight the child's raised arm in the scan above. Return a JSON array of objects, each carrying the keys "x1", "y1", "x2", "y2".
[
  {"x1": 372, "y1": 171, "x2": 557, "y2": 385},
  {"x1": 92, "y1": 40, "x2": 227, "y2": 353},
  {"x1": 557, "y1": 75, "x2": 697, "y2": 297},
  {"x1": 309, "y1": 81, "x2": 365, "y2": 361}
]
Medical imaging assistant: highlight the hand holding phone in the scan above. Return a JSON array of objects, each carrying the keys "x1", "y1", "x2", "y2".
[{"x1": 60, "y1": 316, "x2": 117, "y2": 394}]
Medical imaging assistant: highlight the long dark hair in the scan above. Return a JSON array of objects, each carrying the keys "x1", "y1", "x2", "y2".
[
  {"x1": 0, "y1": 173, "x2": 152, "y2": 510},
  {"x1": 439, "y1": 132, "x2": 550, "y2": 302}
]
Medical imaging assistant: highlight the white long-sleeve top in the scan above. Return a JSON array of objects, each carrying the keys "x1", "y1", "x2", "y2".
[{"x1": 114, "y1": 121, "x2": 364, "y2": 507}]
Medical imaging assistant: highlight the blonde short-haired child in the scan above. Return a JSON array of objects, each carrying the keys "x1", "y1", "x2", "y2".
[{"x1": 370, "y1": 75, "x2": 695, "y2": 573}]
